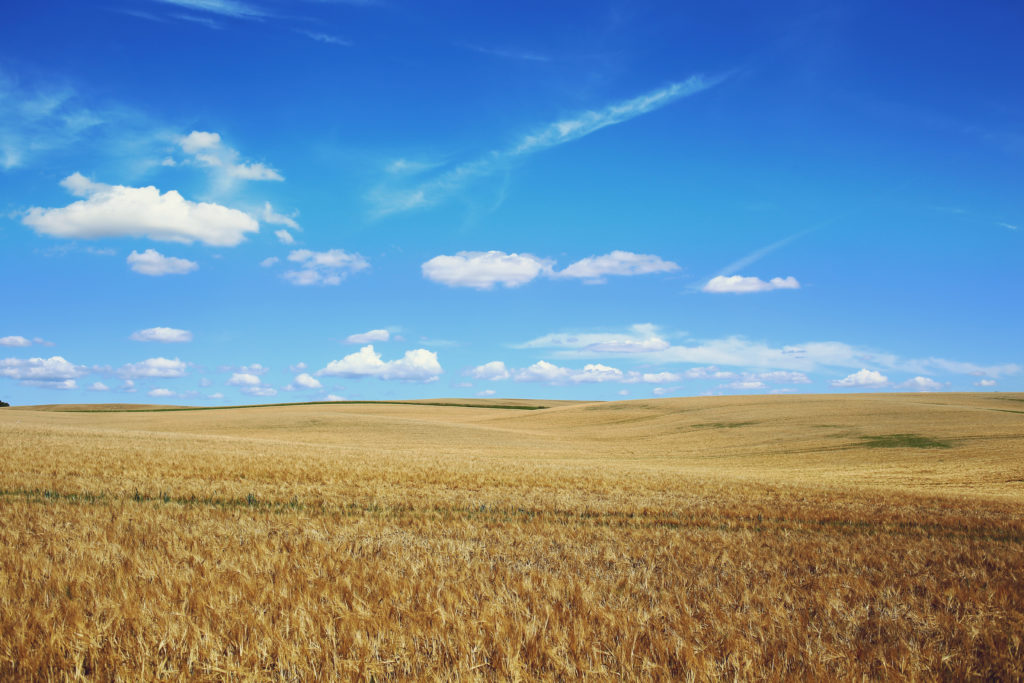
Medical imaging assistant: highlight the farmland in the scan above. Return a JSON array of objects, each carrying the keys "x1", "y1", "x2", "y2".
[{"x1": 1, "y1": 393, "x2": 1022, "y2": 679}]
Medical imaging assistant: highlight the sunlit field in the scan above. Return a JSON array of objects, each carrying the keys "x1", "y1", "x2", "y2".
[{"x1": 1, "y1": 393, "x2": 1022, "y2": 680}]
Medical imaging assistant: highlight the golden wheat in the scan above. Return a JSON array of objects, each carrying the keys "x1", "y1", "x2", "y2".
[{"x1": 1, "y1": 393, "x2": 1022, "y2": 680}]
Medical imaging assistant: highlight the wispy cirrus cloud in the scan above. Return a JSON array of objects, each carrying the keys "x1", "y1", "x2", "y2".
[
  {"x1": 148, "y1": 0, "x2": 268, "y2": 19},
  {"x1": 370, "y1": 74, "x2": 725, "y2": 215},
  {"x1": 463, "y1": 44, "x2": 550, "y2": 63},
  {"x1": 517, "y1": 324, "x2": 1021, "y2": 379}
]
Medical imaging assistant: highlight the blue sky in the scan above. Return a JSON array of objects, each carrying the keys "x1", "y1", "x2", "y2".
[{"x1": 1, "y1": 0, "x2": 1021, "y2": 404}]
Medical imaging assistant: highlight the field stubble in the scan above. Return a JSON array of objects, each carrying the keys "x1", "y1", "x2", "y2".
[{"x1": 1, "y1": 393, "x2": 1022, "y2": 680}]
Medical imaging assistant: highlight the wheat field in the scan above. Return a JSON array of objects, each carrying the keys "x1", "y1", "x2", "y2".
[{"x1": 1, "y1": 393, "x2": 1022, "y2": 680}]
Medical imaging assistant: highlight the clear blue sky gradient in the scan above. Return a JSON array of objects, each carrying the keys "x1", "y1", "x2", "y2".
[{"x1": 1, "y1": 0, "x2": 1021, "y2": 404}]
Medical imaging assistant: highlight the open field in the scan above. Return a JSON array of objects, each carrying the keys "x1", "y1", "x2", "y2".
[{"x1": 1, "y1": 393, "x2": 1023, "y2": 679}]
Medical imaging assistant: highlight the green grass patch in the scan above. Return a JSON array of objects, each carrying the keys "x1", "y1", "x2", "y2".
[{"x1": 859, "y1": 433, "x2": 952, "y2": 449}]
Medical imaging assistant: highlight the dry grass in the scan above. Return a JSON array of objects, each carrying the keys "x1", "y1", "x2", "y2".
[{"x1": 1, "y1": 393, "x2": 1022, "y2": 680}]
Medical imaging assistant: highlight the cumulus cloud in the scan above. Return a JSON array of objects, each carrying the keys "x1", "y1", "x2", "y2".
[
  {"x1": 260, "y1": 257, "x2": 279, "y2": 267},
  {"x1": 422, "y1": 251, "x2": 553, "y2": 290},
  {"x1": 293, "y1": 373, "x2": 321, "y2": 389},
  {"x1": 0, "y1": 336, "x2": 31, "y2": 347},
  {"x1": 899, "y1": 376, "x2": 944, "y2": 392},
  {"x1": 703, "y1": 275, "x2": 800, "y2": 294},
  {"x1": 325, "y1": 394, "x2": 345, "y2": 401},
  {"x1": 477, "y1": 389, "x2": 496, "y2": 396},
  {"x1": 89, "y1": 381, "x2": 109, "y2": 391},
  {"x1": 346, "y1": 329, "x2": 390, "y2": 344},
  {"x1": 127, "y1": 249, "x2": 198, "y2": 276},
  {"x1": 24, "y1": 173, "x2": 259, "y2": 246},
  {"x1": 178, "y1": 130, "x2": 283, "y2": 181},
  {"x1": 227, "y1": 373, "x2": 261, "y2": 386},
  {"x1": 283, "y1": 249, "x2": 369, "y2": 286},
  {"x1": 421, "y1": 251, "x2": 677, "y2": 290},
  {"x1": 975, "y1": 379, "x2": 997, "y2": 387},
  {"x1": 469, "y1": 360, "x2": 510, "y2": 381},
  {"x1": 555, "y1": 251, "x2": 679, "y2": 284},
  {"x1": 120, "y1": 357, "x2": 187, "y2": 378},
  {"x1": 513, "y1": 360, "x2": 571, "y2": 383},
  {"x1": 317, "y1": 345, "x2": 442, "y2": 382},
  {"x1": 274, "y1": 229, "x2": 295, "y2": 245},
  {"x1": 130, "y1": 327, "x2": 193, "y2": 343},
  {"x1": 149, "y1": 388, "x2": 176, "y2": 398},
  {"x1": 0, "y1": 356, "x2": 87, "y2": 387},
  {"x1": 831, "y1": 369, "x2": 889, "y2": 388}
]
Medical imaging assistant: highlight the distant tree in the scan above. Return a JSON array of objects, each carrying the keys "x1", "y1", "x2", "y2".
[{"x1": 0, "y1": 401, "x2": 8, "y2": 407}]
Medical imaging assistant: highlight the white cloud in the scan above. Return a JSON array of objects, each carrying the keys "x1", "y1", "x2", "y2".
[
  {"x1": 513, "y1": 360, "x2": 571, "y2": 384},
  {"x1": 227, "y1": 372, "x2": 261, "y2": 386},
  {"x1": 997, "y1": 222, "x2": 1018, "y2": 231},
  {"x1": 209, "y1": 392, "x2": 224, "y2": 399},
  {"x1": 511, "y1": 361, "x2": 628, "y2": 385},
  {"x1": 571, "y1": 364, "x2": 625, "y2": 383},
  {"x1": 346, "y1": 329, "x2": 390, "y2": 344},
  {"x1": 477, "y1": 389, "x2": 496, "y2": 396},
  {"x1": 556, "y1": 251, "x2": 679, "y2": 284},
  {"x1": 722, "y1": 380, "x2": 766, "y2": 391},
  {"x1": 148, "y1": 388, "x2": 176, "y2": 398},
  {"x1": 318, "y1": 345, "x2": 442, "y2": 382},
  {"x1": 899, "y1": 376, "x2": 943, "y2": 392},
  {"x1": 754, "y1": 370, "x2": 811, "y2": 384},
  {"x1": 274, "y1": 229, "x2": 295, "y2": 245},
  {"x1": 293, "y1": 373, "x2": 321, "y2": 389},
  {"x1": 89, "y1": 382, "x2": 109, "y2": 391},
  {"x1": 120, "y1": 357, "x2": 187, "y2": 378},
  {"x1": 519, "y1": 324, "x2": 1020, "y2": 380},
  {"x1": 127, "y1": 249, "x2": 198, "y2": 276},
  {"x1": 24, "y1": 173, "x2": 259, "y2": 246},
  {"x1": 517, "y1": 324, "x2": 669, "y2": 353},
  {"x1": 703, "y1": 275, "x2": 800, "y2": 294},
  {"x1": 422, "y1": 252, "x2": 678, "y2": 290},
  {"x1": 130, "y1": 327, "x2": 193, "y2": 343},
  {"x1": 325, "y1": 394, "x2": 345, "y2": 401},
  {"x1": 371, "y1": 75, "x2": 724, "y2": 215},
  {"x1": 241, "y1": 386, "x2": 277, "y2": 397},
  {"x1": 639, "y1": 372, "x2": 681, "y2": 383},
  {"x1": 0, "y1": 336, "x2": 31, "y2": 347},
  {"x1": 0, "y1": 356, "x2": 87, "y2": 387},
  {"x1": 260, "y1": 256, "x2": 279, "y2": 267},
  {"x1": 683, "y1": 366, "x2": 737, "y2": 380},
  {"x1": 237, "y1": 363, "x2": 268, "y2": 375},
  {"x1": 121, "y1": 379, "x2": 136, "y2": 392},
  {"x1": 469, "y1": 360, "x2": 510, "y2": 381},
  {"x1": 178, "y1": 130, "x2": 283, "y2": 181},
  {"x1": 284, "y1": 249, "x2": 369, "y2": 286},
  {"x1": 260, "y1": 202, "x2": 299, "y2": 229},
  {"x1": 975, "y1": 379, "x2": 997, "y2": 387},
  {"x1": 831, "y1": 369, "x2": 889, "y2": 388},
  {"x1": 422, "y1": 251, "x2": 553, "y2": 290},
  {"x1": 652, "y1": 387, "x2": 672, "y2": 396}
]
